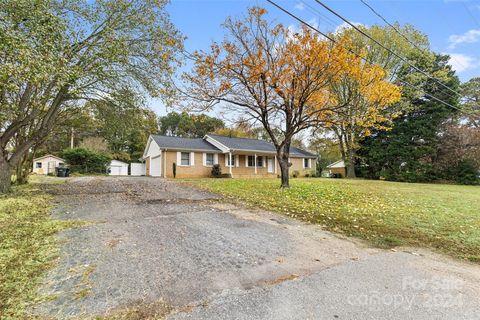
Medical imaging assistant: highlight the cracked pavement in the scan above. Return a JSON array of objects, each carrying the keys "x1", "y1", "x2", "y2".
[{"x1": 33, "y1": 177, "x2": 480, "y2": 319}]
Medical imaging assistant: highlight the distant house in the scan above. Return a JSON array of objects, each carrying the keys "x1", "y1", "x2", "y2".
[
  {"x1": 142, "y1": 134, "x2": 317, "y2": 178},
  {"x1": 32, "y1": 155, "x2": 65, "y2": 175},
  {"x1": 326, "y1": 160, "x2": 346, "y2": 178}
]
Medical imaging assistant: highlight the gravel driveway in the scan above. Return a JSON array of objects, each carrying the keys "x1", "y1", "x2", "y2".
[{"x1": 34, "y1": 177, "x2": 480, "y2": 319}]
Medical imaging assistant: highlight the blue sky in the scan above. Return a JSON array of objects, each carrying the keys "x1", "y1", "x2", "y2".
[{"x1": 150, "y1": 0, "x2": 480, "y2": 115}]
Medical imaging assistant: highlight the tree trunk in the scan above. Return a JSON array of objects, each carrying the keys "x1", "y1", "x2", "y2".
[
  {"x1": 278, "y1": 143, "x2": 291, "y2": 188},
  {"x1": 0, "y1": 156, "x2": 12, "y2": 193},
  {"x1": 346, "y1": 149, "x2": 357, "y2": 178},
  {"x1": 279, "y1": 157, "x2": 289, "y2": 188},
  {"x1": 15, "y1": 155, "x2": 29, "y2": 185}
]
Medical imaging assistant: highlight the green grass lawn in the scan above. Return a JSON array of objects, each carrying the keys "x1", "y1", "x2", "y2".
[
  {"x1": 0, "y1": 179, "x2": 81, "y2": 319},
  {"x1": 185, "y1": 178, "x2": 480, "y2": 262}
]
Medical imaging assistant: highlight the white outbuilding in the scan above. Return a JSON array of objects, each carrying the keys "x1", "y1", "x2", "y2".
[
  {"x1": 32, "y1": 155, "x2": 66, "y2": 175},
  {"x1": 130, "y1": 163, "x2": 145, "y2": 176},
  {"x1": 108, "y1": 160, "x2": 129, "y2": 176}
]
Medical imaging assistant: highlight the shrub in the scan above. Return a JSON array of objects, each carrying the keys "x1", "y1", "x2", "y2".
[
  {"x1": 62, "y1": 148, "x2": 111, "y2": 174},
  {"x1": 451, "y1": 159, "x2": 480, "y2": 185},
  {"x1": 211, "y1": 164, "x2": 222, "y2": 178},
  {"x1": 292, "y1": 170, "x2": 300, "y2": 178}
]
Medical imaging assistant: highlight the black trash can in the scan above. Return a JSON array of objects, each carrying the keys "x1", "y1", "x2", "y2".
[{"x1": 56, "y1": 167, "x2": 70, "y2": 177}]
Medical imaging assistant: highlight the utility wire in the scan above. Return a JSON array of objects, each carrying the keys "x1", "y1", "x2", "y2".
[
  {"x1": 266, "y1": 0, "x2": 473, "y2": 117},
  {"x1": 312, "y1": 0, "x2": 462, "y2": 99},
  {"x1": 462, "y1": 2, "x2": 480, "y2": 29},
  {"x1": 359, "y1": 0, "x2": 469, "y2": 76}
]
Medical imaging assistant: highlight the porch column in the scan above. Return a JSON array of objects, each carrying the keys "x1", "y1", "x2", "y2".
[
  {"x1": 254, "y1": 153, "x2": 257, "y2": 174},
  {"x1": 229, "y1": 152, "x2": 232, "y2": 175},
  {"x1": 274, "y1": 154, "x2": 277, "y2": 174}
]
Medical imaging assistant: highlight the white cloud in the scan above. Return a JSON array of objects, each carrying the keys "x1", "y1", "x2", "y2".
[
  {"x1": 334, "y1": 21, "x2": 364, "y2": 34},
  {"x1": 448, "y1": 29, "x2": 480, "y2": 48},
  {"x1": 446, "y1": 53, "x2": 480, "y2": 73},
  {"x1": 294, "y1": 2, "x2": 305, "y2": 11}
]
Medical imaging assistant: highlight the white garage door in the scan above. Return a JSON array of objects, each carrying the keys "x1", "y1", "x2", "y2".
[
  {"x1": 110, "y1": 165, "x2": 128, "y2": 176},
  {"x1": 150, "y1": 156, "x2": 162, "y2": 177}
]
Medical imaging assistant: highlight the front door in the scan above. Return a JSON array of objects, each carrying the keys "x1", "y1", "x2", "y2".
[{"x1": 268, "y1": 158, "x2": 274, "y2": 173}]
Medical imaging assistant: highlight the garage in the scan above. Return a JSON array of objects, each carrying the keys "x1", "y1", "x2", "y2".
[
  {"x1": 150, "y1": 155, "x2": 162, "y2": 177},
  {"x1": 108, "y1": 160, "x2": 129, "y2": 176}
]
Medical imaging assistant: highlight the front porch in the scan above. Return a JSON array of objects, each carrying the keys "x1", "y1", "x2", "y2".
[{"x1": 221, "y1": 152, "x2": 278, "y2": 178}]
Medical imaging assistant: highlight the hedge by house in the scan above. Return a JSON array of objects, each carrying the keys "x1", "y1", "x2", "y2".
[{"x1": 62, "y1": 148, "x2": 111, "y2": 174}]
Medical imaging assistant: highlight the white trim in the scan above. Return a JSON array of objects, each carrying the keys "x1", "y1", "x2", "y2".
[
  {"x1": 176, "y1": 151, "x2": 181, "y2": 165},
  {"x1": 164, "y1": 150, "x2": 167, "y2": 178},
  {"x1": 190, "y1": 152, "x2": 195, "y2": 166},
  {"x1": 254, "y1": 154, "x2": 257, "y2": 174},
  {"x1": 204, "y1": 135, "x2": 230, "y2": 152},
  {"x1": 33, "y1": 154, "x2": 65, "y2": 162},
  {"x1": 213, "y1": 153, "x2": 218, "y2": 165},
  {"x1": 203, "y1": 152, "x2": 214, "y2": 167},
  {"x1": 235, "y1": 155, "x2": 239, "y2": 167}
]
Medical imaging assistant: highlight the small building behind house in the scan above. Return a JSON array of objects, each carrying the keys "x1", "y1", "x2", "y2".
[
  {"x1": 130, "y1": 162, "x2": 145, "y2": 176},
  {"x1": 32, "y1": 155, "x2": 66, "y2": 175},
  {"x1": 108, "y1": 160, "x2": 129, "y2": 176},
  {"x1": 326, "y1": 160, "x2": 346, "y2": 178}
]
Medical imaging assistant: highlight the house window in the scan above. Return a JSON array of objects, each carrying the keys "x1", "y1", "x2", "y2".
[
  {"x1": 205, "y1": 153, "x2": 214, "y2": 166},
  {"x1": 227, "y1": 155, "x2": 235, "y2": 167},
  {"x1": 247, "y1": 156, "x2": 255, "y2": 167},
  {"x1": 256, "y1": 156, "x2": 263, "y2": 167},
  {"x1": 181, "y1": 152, "x2": 191, "y2": 166},
  {"x1": 36, "y1": 162, "x2": 42, "y2": 168},
  {"x1": 304, "y1": 158, "x2": 310, "y2": 168}
]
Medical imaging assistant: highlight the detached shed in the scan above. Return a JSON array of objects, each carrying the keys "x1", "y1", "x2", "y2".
[
  {"x1": 32, "y1": 155, "x2": 65, "y2": 175},
  {"x1": 326, "y1": 160, "x2": 346, "y2": 178},
  {"x1": 108, "y1": 160, "x2": 129, "y2": 176},
  {"x1": 130, "y1": 163, "x2": 145, "y2": 176}
]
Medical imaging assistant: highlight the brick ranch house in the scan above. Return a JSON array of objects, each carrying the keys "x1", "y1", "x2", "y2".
[{"x1": 143, "y1": 134, "x2": 317, "y2": 178}]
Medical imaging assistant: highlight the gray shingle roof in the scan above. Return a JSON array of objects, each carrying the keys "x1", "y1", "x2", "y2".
[
  {"x1": 152, "y1": 135, "x2": 221, "y2": 152},
  {"x1": 207, "y1": 134, "x2": 317, "y2": 158}
]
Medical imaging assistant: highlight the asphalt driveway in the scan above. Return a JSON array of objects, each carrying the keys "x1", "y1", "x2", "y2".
[{"x1": 34, "y1": 177, "x2": 480, "y2": 319}]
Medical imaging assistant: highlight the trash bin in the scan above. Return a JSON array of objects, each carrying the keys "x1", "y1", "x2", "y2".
[{"x1": 56, "y1": 167, "x2": 70, "y2": 177}]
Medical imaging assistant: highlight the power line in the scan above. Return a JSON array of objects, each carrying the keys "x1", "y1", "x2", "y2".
[
  {"x1": 312, "y1": 0, "x2": 462, "y2": 99},
  {"x1": 359, "y1": 0, "x2": 469, "y2": 76},
  {"x1": 462, "y1": 2, "x2": 480, "y2": 29},
  {"x1": 266, "y1": 0, "x2": 473, "y2": 117}
]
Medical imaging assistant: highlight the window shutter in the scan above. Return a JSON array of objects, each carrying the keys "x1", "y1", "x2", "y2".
[
  {"x1": 176, "y1": 152, "x2": 181, "y2": 165},
  {"x1": 235, "y1": 155, "x2": 239, "y2": 167},
  {"x1": 190, "y1": 152, "x2": 195, "y2": 166},
  {"x1": 214, "y1": 153, "x2": 218, "y2": 165},
  {"x1": 225, "y1": 154, "x2": 229, "y2": 167},
  {"x1": 245, "y1": 156, "x2": 249, "y2": 167},
  {"x1": 263, "y1": 156, "x2": 266, "y2": 167},
  {"x1": 203, "y1": 153, "x2": 206, "y2": 166}
]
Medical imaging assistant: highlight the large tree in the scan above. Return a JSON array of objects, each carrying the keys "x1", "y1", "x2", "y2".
[
  {"x1": 323, "y1": 36, "x2": 401, "y2": 178},
  {"x1": 0, "y1": 0, "x2": 182, "y2": 192},
  {"x1": 159, "y1": 111, "x2": 225, "y2": 138},
  {"x1": 460, "y1": 77, "x2": 480, "y2": 128},
  {"x1": 358, "y1": 52, "x2": 460, "y2": 182},
  {"x1": 88, "y1": 88, "x2": 159, "y2": 161},
  {"x1": 183, "y1": 7, "x2": 343, "y2": 188}
]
